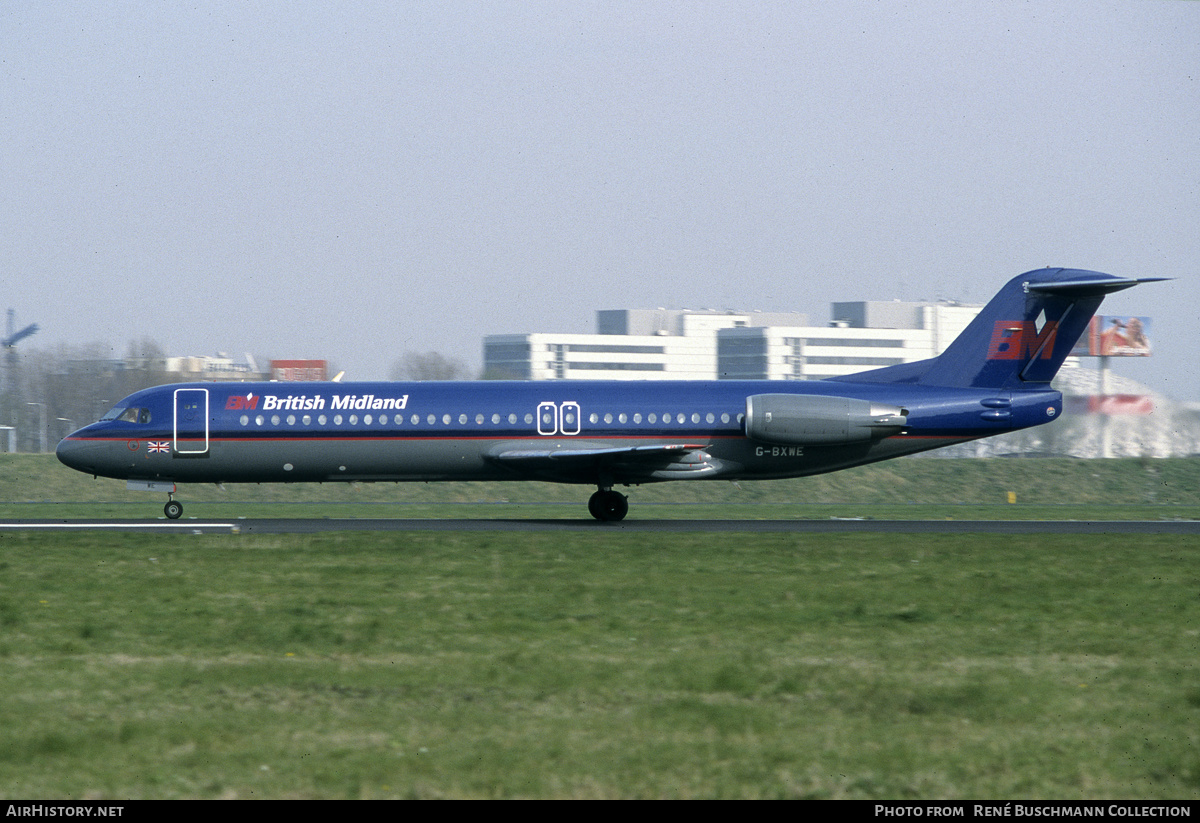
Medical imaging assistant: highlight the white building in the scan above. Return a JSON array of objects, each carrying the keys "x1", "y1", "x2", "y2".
[
  {"x1": 164, "y1": 353, "x2": 265, "y2": 381},
  {"x1": 717, "y1": 302, "x2": 981, "y2": 380},
  {"x1": 484, "y1": 309, "x2": 809, "y2": 381},
  {"x1": 483, "y1": 302, "x2": 981, "y2": 381}
]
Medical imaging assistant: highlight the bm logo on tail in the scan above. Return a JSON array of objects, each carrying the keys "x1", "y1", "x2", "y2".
[{"x1": 987, "y1": 320, "x2": 1058, "y2": 360}]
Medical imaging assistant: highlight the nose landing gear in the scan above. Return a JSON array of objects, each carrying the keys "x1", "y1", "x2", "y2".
[
  {"x1": 588, "y1": 487, "x2": 628, "y2": 522},
  {"x1": 126, "y1": 480, "x2": 184, "y2": 520}
]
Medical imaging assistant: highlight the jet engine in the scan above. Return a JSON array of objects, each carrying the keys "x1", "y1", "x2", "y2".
[{"x1": 744, "y1": 394, "x2": 908, "y2": 445}]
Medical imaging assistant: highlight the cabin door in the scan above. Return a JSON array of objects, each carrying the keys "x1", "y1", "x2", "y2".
[{"x1": 173, "y1": 388, "x2": 209, "y2": 455}]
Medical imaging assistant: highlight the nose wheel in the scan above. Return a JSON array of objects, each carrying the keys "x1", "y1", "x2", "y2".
[
  {"x1": 164, "y1": 497, "x2": 183, "y2": 520},
  {"x1": 588, "y1": 488, "x2": 628, "y2": 522}
]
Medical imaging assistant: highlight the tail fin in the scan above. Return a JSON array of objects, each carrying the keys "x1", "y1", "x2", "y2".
[{"x1": 841, "y1": 269, "x2": 1164, "y2": 390}]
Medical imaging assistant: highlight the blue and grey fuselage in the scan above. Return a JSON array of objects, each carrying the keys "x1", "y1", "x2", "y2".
[{"x1": 56, "y1": 268, "x2": 1161, "y2": 520}]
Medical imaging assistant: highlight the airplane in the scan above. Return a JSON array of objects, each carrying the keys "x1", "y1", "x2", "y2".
[{"x1": 56, "y1": 268, "x2": 1161, "y2": 521}]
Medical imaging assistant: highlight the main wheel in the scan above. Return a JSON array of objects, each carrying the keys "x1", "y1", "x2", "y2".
[
  {"x1": 588, "y1": 490, "x2": 628, "y2": 522},
  {"x1": 164, "y1": 500, "x2": 183, "y2": 520}
]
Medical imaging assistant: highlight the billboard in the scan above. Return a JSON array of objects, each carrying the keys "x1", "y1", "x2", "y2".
[
  {"x1": 1066, "y1": 394, "x2": 1155, "y2": 415},
  {"x1": 1072, "y1": 316, "x2": 1153, "y2": 357},
  {"x1": 270, "y1": 360, "x2": 328, "y2": 381}
]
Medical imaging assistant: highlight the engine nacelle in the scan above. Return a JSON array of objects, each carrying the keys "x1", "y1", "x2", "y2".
[{"x1": 744, "y1": 393, "x2": 908, "y2": 445}]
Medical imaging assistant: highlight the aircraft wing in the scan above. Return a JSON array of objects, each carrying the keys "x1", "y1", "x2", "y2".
[{"x1": 489, "y1": 442, "x2": 729, "y2": 482}]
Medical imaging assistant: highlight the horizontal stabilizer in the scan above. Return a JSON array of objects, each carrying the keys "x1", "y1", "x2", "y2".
[{"x1": 1025, "y1": 276, "x2": 1169, "y2": 297}]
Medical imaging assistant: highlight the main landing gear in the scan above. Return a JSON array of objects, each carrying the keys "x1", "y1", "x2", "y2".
[
  {"x1": 164, "y1": 494, "x2": 183, "y2": 520},
  {"x1": 588, "y1": 487, "x2": 628, "y2": 522}
]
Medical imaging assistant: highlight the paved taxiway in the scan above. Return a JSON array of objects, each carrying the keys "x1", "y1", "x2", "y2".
[{"x1": 2, "y1": 519, "x2": 1198, "y2": 535}]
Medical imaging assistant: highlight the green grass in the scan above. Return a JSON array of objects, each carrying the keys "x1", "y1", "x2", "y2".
[
  {"x1": 6, "y1": 500, "x2": 1200, "y2": 521},
  {"x1": 3, "y1": 453, "x2": 1198, "y2": 796},
  {"x1": 1, "y1": 530, "x2": 1197, "y2": 799},
  {"x1": 2, "y1": 453, "x2": 1199, "y2": 520}
]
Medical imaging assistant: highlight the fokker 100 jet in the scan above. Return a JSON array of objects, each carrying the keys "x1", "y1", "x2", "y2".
[{"x1": 57, "y1": 268, "x2": 1160, "y2": 521}]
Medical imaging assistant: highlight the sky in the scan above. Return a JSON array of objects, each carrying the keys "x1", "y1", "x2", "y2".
[{"x1": 2, "y1": 2, "x2": 1197, "y2": 398}]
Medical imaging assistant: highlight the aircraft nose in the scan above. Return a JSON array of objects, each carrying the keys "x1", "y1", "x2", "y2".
[{"x1": 56, "y1": 434, "x2": 103, "y2": 475}]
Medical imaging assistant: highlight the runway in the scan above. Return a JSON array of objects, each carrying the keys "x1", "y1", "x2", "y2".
[{"x1": 2, "y1": 518, "x2": 1198, "y2": 535}]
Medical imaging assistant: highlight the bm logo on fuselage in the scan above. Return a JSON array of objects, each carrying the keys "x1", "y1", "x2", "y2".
[
  {"x1": 987, "y1": 320, "x2": 1058, "y2": 361},
  {"x1": 224, "y1": 393, "x2": 410, "y2": 412}
]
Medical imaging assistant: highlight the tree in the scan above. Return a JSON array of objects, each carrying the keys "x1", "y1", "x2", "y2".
[
  {"x1": 14, "y1": 339, "x2": 180, "y2": 451},
  {"x1": 390, "y1": 351, "x2": 472, "y2": 381}
]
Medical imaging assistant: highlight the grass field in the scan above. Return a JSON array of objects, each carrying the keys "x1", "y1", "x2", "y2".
[
  {"x1": 2, "y1": 453, "x2": 1199, "y2": 520},
  {"x1": 1, "y1": 529, "x2": 1198, "y2": 799},
  {"x1": 2, "y1": 455, "x2": 1198, "y2": 798}
]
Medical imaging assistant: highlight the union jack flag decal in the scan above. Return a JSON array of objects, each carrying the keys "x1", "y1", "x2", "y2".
[{"x1": 147, "y1": 441, "x2": 171, "y2": 454}]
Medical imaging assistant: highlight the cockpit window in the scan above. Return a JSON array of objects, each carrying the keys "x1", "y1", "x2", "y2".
[
  {"x1": 100, "y1": 407, "x2": 151, "y2": 424},
  {"x1": 124, "y1": 408, "x2": 151, "y2": 424}
]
